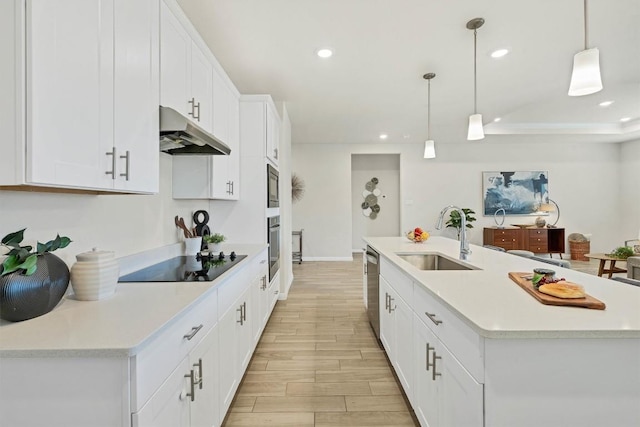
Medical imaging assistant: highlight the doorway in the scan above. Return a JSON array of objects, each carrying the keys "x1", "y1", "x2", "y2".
[{"x1": 351, "y1": 154, "x2": 401, "y2": 251}]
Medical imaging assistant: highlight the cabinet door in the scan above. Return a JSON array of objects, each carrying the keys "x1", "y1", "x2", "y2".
[
  {"x1": 190, "y1": 325, "x2": 220, "y2": 427},
  {"x1": 238, "y1": 286, "x2": 255, "y2": 373},
  {"x1": 190, "y1": 42, "x2": 213, "y2": 132},
  {"x1": 218, "y1": 302, "x2": 241, "y2": 416},
  {"x1": 394, "y1": 294, "x2": 414, "y2": 403},
  {"x1": 437, "y1": 341, "x2": 484, "y2": 427},
  {"x1": 132, "y1": 358, "x2": 191, "y2": 427},
  {"x1": 413, "y1": 315, "x2": 439, "y2": 427},
  {"x1": 265, "y1": 103, "x2": 280, "y2": 165},
  {"x1": 160, "y1": 1, "x2": 190, "y2": 116},
  {"x1": 113, "y1": 0, "x2": 159, "y2": 193},
  {"x1": 27, "y1": 0, "x2": 114, "y2": 189},
  {"x1": 379, "y1": 276, "x2": 395, "y2": 360},
  {"x1": 226, "y1": 90, "x2": 241, "y2": 200}
]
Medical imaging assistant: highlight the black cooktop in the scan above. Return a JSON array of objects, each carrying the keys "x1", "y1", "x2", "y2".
[{"x1": 118, "y1": 252, "x2": 247, "y2": 283}]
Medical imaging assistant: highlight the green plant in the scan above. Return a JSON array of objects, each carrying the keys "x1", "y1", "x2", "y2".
[
  {"x1": 1, "y1": 228, "x2": 71, "y2": 276},
  {"x1": 609, "y1": 246, "x2": 634, "y2": 259},
  {"x1": 203, "y1": 233, "x2": 226, "y2": 244},
  {"x1": 445, "y1": 208, "x2": 476, "y2": 239}
]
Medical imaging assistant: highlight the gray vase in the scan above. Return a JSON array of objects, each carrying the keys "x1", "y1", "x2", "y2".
[{"x1": 0, "y1": 253, "x2": 70, "y2": 322}]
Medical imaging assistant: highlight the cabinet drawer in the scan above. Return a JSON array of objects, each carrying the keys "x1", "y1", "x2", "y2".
[
  {"x1": 380, "y1": 257, "x2": 413, "y2": 303},
  {"x1": 493, "y1": 229, "x2": 520, "y2": 239},
  {"x1": 528, "y1": 229, "x2": 547, "y2": 238},
  {"x1": 132, "y1": 289, "x2": 218, "y2": 411},
  {"x1": 413, "y1": 285, "x2": 484, "y2": 382}
]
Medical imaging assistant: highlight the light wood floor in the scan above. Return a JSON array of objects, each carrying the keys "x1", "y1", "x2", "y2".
[{"x1": 222, "y1": 255, "x2": 419, "y2": 427}]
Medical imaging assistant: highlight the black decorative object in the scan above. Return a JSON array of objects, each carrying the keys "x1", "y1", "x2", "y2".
[
  {"x1": 193, "y1": 210, "x2": 211, "y2": 251},
  {"x1": 0, "y1": 253, "x2": 70, "y2": 322}
]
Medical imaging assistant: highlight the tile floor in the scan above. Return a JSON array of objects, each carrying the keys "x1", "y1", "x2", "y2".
[
  {"x1": 222, "y1": 253, "x2": 623, "y2": 426},
  {"x1": 222, "y1": 255, "x2": 419, "y2": 427}
]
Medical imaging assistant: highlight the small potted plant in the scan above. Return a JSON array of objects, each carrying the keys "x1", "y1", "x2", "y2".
[
  {"x1": 445, "y1": 208, "x2": 476, "y2": 240},
  {"x1": 609, "y1": 246, "x2": 635, "y2": 260},
  {"x1": 1, "y1": 228, "x2": 72, "y2": 322},
  {"x1": 203, "y1": 233, "x2": 226, "y2": 252}
]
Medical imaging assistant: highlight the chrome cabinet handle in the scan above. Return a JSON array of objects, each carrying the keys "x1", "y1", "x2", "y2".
[
  {"x1": 243, "y1": 301, "x2": 247, "y2": 322},
  {"x1": 226, "y1": 181, "x2": 231, "y2": 194},
  {"x1": 261, "y1": 275, "x2": 267, "y2": 290},
  {"x1": 274, "y1": 148, "x2": 278, "y2": 159},
  {"x1": 105, "y1": 147, "x2": 116, "y2": 179},
  {"x1": 194, "y1": 101, "x2": 201, "y2": 121},
  {"x1": 183, "y1": 324, "x2": 203, "y2": 340},
  {"x1": 389, "y1": 297, "x2": 395, "y2": 312},
  {"x1": 184, "y1": 369, "x2": 196, "y2": 402},
  {"x1": 237, "y1": 306, "x2": 243, "y2": 325},
  {"x1": 425, "y1": 312, "x2": 443, "y2": 325},
  {"x1": 384, "y1": 293, "x2": 389, "y2": 311},
  {"x1": 119, "y1": 150, "x2": 130, "y2": 181},
  {"x1": 426, "y1": 343, "x2": 434, "y2": 371},
  {"x1": 432, "y1": 352, "x2": 442, "y2": 381},
  {"x1": 231, "y1": 181, "x2": 234, "y2": 195},
  {"x1": 188, "y1": 98, "x2": 196, "y2": 118},
  {"x1": 194, "y1": 358, "x2": 203, "y2": 389}
]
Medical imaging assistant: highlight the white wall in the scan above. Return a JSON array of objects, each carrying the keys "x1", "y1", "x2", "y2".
[
  {"x1": 351, "y1": 154, "x2": 400, "y2": 251},
  {"x1": 619, "y1": 139, "x2": 640, "y2": 242},
  {"x1": 292, "y1": 140, "x2": 624, "y2": 259},
  {"x1": 0, "y1": 155, "x2": 210, "y2": 268},
  {"x1": 278, "y1": 106, "x2": 294, "y2": 296}
]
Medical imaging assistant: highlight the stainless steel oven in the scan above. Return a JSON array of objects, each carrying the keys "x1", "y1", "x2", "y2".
[
  {"x1": 365, "y1": 246, "x2": 381, "y2": 340},
  {"x1": 267, "y1": 164, "x2": 279, "y2": 208},
  {"x1": 267, "y1": 216, "x2": 280, "y2": 281}
]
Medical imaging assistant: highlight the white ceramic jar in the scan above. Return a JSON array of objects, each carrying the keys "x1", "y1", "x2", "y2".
[{"x1": 70, "y1": 248, "x2": 119, "y2": 301}]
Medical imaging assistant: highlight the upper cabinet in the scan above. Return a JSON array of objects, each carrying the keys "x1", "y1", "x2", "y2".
[
  {"x1": 240, "y1": 95, "x2": 281, "y2": 167},
  {"x1": 164, "y1": 0, "x2": 241, "y2": 200},
  {"x1": 0, "y1": 0, "x2": 159, "y2": 194},
  {"x1": 160, "y1": 1, "x2": 212, "y2": 133}
]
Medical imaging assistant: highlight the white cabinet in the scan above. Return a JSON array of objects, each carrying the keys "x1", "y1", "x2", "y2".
[
  {"x1": 253, "y1": 263, "x2": 271, "y2": 345},
  {"x1": 362, "y1": 248, "x2": 368, "y2": 308},
  {"x1": 379, "y1": 276, "x2": 414, "y2": 401},
  {"x1": 413, "y1": 314, "x2": 483, "y2": 427},
  {"x1": 0, "y1": 0, "x2": 159, "y2": 193},
  {"x1": 164, "y1": 0, "x2": 241, "y2": 201},
  {"x1": 133, "y1": 325, "x2": 220, "y2": 427},
  {"x1": 218, "y1": 280, "x2": 254, "y2": 416},
  {"x1": 240, "y1": 95, "x2": 281, "y2": 163},
  {"x1": 265, "y1": 101, "x2": 280, "y2": 166},
  {"x1": 160, "y1": 0, "x2": 212, "y2": 132}
]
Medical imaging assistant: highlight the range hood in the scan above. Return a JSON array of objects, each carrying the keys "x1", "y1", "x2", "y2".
[{"x1": 159, "y1": 106, "x2": 231, "y2": 155}]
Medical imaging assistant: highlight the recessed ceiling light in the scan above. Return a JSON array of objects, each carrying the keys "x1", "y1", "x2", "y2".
[
  {"x1": 620, "y1": 117, "x2": 631, "y2": 122},
  {"x1": 490, "y1": 49, "x2": 509, "y2": 58},
  {"x1": 316, "y1": 48, "x2": 333, "y2": 58},
  {"x1": 493, "y1": 117, "x2": 502, "y2": 122},
  {"x1": 379, "y1": 133, "x2": 388, "y2": 140},
  {"x1": 598, "y1": 101, "x2": 614, "y2": 107}
]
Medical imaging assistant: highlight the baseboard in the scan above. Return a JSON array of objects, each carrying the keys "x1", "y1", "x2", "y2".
[{"x1": 302, "y1": 256, "x2": 354, "y2": 262}]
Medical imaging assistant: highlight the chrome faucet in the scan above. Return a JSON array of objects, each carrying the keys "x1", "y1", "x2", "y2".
[{"x1": 435, "y1": 205, "x2": 470, "y2": 260}]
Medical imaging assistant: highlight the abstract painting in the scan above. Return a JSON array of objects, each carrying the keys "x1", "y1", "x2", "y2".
[{"x1": 482, "y1": 171, "x2": 549, "y2": 215}]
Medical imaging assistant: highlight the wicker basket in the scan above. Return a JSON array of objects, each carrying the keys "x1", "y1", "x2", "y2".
[{"x1": 569, "y1": 241, "x2": 590, "y2": 261}]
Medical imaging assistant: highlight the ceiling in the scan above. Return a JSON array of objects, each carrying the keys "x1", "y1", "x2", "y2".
[{"x1": 176, "y1": 0, "x2": 640, "y2": 145}]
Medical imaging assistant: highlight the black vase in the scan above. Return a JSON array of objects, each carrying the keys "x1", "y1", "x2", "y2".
[{"x1": 0, "y1": 253, "x2": 70, "y2": 322}]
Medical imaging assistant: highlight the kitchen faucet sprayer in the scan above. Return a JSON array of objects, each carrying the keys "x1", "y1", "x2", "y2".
[{"x1": 435, "y1": 205, "x2": 471, "y2": 261}]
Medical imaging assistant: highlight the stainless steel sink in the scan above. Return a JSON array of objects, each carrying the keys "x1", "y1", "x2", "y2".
[{"x1": 395, "y1": 253, "x2": 478, "y2": 271}]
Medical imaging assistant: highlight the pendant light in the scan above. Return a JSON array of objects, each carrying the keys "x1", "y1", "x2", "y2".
[
  {"x1": 423, "y1": 73, "x2": 436, "y2": 159},
  {"x1": 467, "y1": 18, "x2": 485, "y2": 141},
  {"x1": 568, "y1": 0, "x2": 602, "y2": 96}
]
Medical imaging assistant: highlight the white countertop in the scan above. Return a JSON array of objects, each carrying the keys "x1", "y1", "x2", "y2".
[
  {"x1": 0, "y1": 243, "x2": 267, "y2": 357},
  {"x1": 365, "y1": 236, "x2": 640, "y2": 339}
]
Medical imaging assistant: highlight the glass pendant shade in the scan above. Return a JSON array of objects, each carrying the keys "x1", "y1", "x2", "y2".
[
  {"x1": 467, "y1": 113, "x2": 484, "y2": 140},
  {"x1": 568, "y1": 48, "x2": 602, "y2": 96},
  {"x1": 423, "y1": 140, "x2": 436, "y2": 159}
]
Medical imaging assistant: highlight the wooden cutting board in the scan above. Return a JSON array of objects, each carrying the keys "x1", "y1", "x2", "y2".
[{"x1": 508, "y1": 272, "x2": 606, "y2": 310}]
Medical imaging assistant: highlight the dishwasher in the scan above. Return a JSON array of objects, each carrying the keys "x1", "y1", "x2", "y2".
[{"x1": 365, "y1": 246, "x2": 381, "y2": 340}]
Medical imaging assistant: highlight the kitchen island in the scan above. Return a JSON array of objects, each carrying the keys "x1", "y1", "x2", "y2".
[
  {"x1": 0, "y1": 243, "x2": 275, "y2": 427},
  {"x1": 365, "y1": 236, "x2": 640, "y2": 427}
]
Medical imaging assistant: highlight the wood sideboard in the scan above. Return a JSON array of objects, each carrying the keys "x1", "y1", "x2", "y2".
[{"x1": 483, "y1": 227, "x2": 565, "y2": 257}]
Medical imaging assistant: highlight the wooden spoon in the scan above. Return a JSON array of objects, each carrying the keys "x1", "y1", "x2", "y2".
[{"x1": 174, "y1": 215, "x2": 192, "y2": 238}]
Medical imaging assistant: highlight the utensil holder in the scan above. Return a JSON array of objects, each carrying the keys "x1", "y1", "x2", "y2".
[{"x1": 184, "y1": 237, "x2": 203, "y2": 255}]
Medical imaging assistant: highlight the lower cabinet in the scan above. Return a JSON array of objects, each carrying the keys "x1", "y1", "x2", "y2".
[
  {"x1": 379, "y1": 276, "x2": 414, "y2": 401},
  {"x1": 218, "y1": 285, "x2": 253, "y2": 416},
  {"x1": 413, "y1": 314, "x2": 483, "y2": 427},
  {"x1": 132, "y1": 325, "x2": 220, "y2": 427}
]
